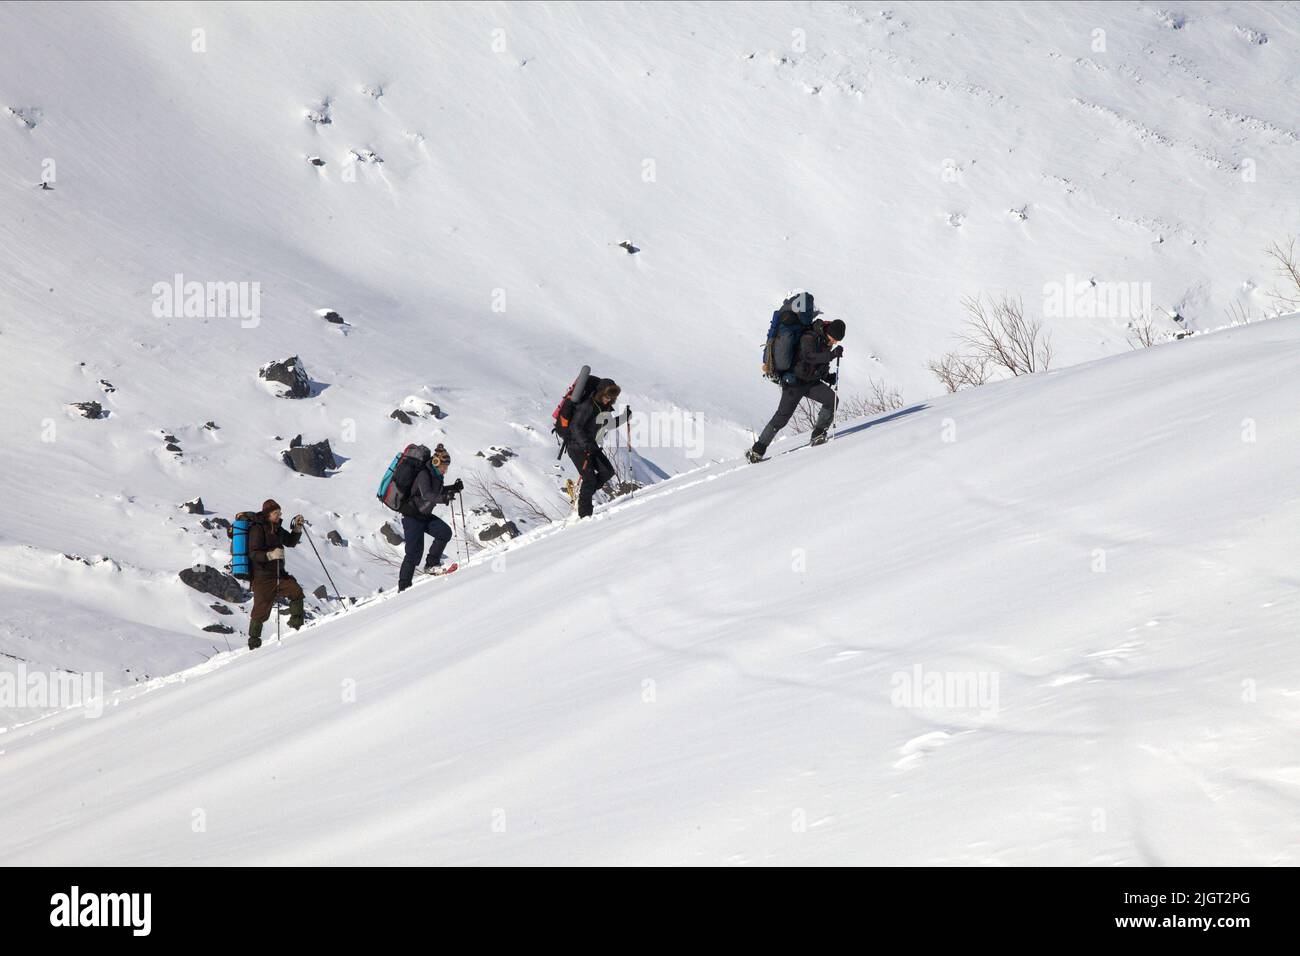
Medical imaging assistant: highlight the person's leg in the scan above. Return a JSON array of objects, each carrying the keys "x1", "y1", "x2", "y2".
[
  {"x1": 808, "y1": 382, "x2": 837, "y2": 435},
  {"x1": 398, "y1": 515, "x2": 428, "y2": 591},
  {"x1": 280, "y1": 575, "x2": 306, "y2": 629},
  {"x1": 422, "y1": 515, "x2": 453, "y2": 569},
  {"x1": 578, "y1": 451, "x2": 616, "y2": 518},
  {"x1": 755, "y1": 384, "x2": 808, "y2": 451},
  {"x1": 248, "y1": 577, "x2": 274, "y2": 647}
]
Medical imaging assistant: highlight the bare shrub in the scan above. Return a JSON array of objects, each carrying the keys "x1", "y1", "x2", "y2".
[
  {"x1": 467, "y1": 470, "x2": 563, "y2": 527},
  {"x1": 1126, "y1": 318, "x2": 1164, "y2": 349},
  {"x1": 927, "y1": 351, "x2": 991, "y2": 393},
  {"x1": 1265, "y1": 238, "x2": 1300, "y2": 312},
  {"x1": 594, "y1": 434, "x2": 642, "y2": 506},
  {"x1": 958, "y1": 293, "x2": 1052, "y2": 375},
  {"x1": 1225, "y1": 301, "x2": 1257, "y2": 326}
]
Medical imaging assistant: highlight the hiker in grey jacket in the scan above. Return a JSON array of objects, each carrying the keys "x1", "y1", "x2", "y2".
[{"x1": 398, "y1": 443, "x2": 462, "y2": 591}]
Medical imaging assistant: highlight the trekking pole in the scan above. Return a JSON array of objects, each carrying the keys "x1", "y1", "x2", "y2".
[
  {"x1": 830, "y1": 354, "x2": 843, "y2": 439},
  {"x1": 458, "y1": 492, "x2": 470, "y2": 564},
  {"x1": 449, "y1": 498, "x2": 461, "y2": 563},
  {"x1": 624, "y1": 406, "x2": 635, "y2": 500},
  {"x1": 275, "y1": 562, "x2": 282, "y2": 645},
  {"x1": 301, "y1": 522, "x2": 344, "y2": 608}
]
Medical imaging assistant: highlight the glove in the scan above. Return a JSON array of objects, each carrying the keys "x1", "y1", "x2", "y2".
[
  {"x1": 825, "y1": 372, "x2": 838, "y2": 386},
  {"x1": 267, "y1": 548, "x2": 285, "y2": 561},
  {"x1": 291, "y1": 515, "x2": 305, "y2": 531},
  {"x1": 450, "y1": 479, "x2": 464, "y2": 494},
  {"x1": 829, "y1": 345, "x2": 844, "y2": 360}
]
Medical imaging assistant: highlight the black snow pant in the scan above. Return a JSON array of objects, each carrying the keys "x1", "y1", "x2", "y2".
[
  {"x1": 756, "y1": 380, "x2": 837, "y2": 451},
  {"x1": 399, "y1": 513, "x2": 453, "y2": 591},
  {"x1": 567, "y1": 447, "x2": 616, "y2": 518}
]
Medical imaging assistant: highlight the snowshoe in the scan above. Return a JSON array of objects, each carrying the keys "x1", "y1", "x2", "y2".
[
  {"x1": 809, "y1": 429, "x2": 829, "y2": 447},
  {"x1": 745, "y1": 445, "x2": 767, "y2": 463},
  {"x1": 424, "y1": 562, "x2": 459, "y2": 577}
]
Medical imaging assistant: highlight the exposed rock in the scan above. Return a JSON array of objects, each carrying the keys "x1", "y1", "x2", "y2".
[
  {"x1": 306, "y1": 101, "x2": 332, "y2": 125},
  {"x1": 70, "y1": 401, "x2": 107, "y2": 419},
  {"x1": 321, "y1": 310, "x2": 344, "y2": 324},
  {"x1": 258, "y1": 355, "x2": 312, "y2": 399},
  {"x1": 397, "y1": 396, "x2": 442, "y2": 420},
  {"x1": 313, "y1": 584, "x2": 328, "y2": 600},
  {"x1": 326, "y1": 530, "x2": 345, "y2": 547},
  {"x1": 619, "y1": 240, "x2": 641, "y2": 254},
  {"x1": 203, "y1": 623, "x2": 235, "y2": 634},
  {"x1": 210, "y1": 603, "x2": 232, "y2": 615},
  {"x1": 98, "y1": 379, "x2": 116, "y2": 393},
  {"x1": 308, "y1": 156, "x2": 326, "y2": 167},
  {"x1": 379, "y1": 523, "x2": 404, "y2": 546},
  {"x1": 181, "y1": 497, "x2": 204, "y2": 514},
  {"x1": 201, "y1": 516, "x2": 232, "y2": 532},
  {"x1": 475, "y1": 446, "x2": 516, "y2": 468},
  {"x1": 479, "y1": 520, "x2": 521, "y2": 543},
  {"x1": 390, "y1": 408, "x2": 413, "y2": 425},
  {"x1": 204, "y1": 421, "x2": 219, "y2": 430},
  {"x1": 165, "y1": 443, "x2": 183, "y2": 454},
  {"x1": 282, "y1": 438, "x2": 336, "y2": 477},
  {"x1": 179, "y1": 565, "x2": 249, "y2": 603}
]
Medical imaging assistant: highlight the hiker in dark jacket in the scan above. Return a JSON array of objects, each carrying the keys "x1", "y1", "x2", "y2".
[
  {"x1": 749, "y1": 316, "x2": 846, "y2": 462},
  {"x1": 247, "y1": 499, "x2": 305, "y2": 649},
  {"x1": 398, "y1": 443, "x2": 462, "y2": 592},
  {"x1": 566, "y1": 378, "x2": 626, "y2": 518}
]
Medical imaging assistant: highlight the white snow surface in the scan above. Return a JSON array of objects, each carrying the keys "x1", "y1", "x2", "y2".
[
  {"x1": 2, "y1": 316, "x2": 1299, "y2": 865},
  {"x1": 0, "y1": 1, "x2": 1298, "y2": 863}
]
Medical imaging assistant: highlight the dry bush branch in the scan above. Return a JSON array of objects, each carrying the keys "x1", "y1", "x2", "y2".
[
  {"x1": 1265, "y1": 238, "x2": 1300, "y2": 311},
  {"x1": 958, "y1": 293, "x2": 1052, "y2": 375}
]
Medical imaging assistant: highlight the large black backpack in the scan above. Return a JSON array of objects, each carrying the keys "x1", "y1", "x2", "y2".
[
  {"x1": 377, "y1": 444, "x2": 432, "y2": 512},
  {"x1": 762, "y1": 293, "x2": 817, "y2": 384}
]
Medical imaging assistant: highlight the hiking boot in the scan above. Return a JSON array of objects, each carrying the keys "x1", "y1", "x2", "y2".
[
  {"x1": 809, "y1": 428, "x2": 829, "y2": 447},
  {"x1": 745, "y1": 443, "x2": 767, "y2": 463}
]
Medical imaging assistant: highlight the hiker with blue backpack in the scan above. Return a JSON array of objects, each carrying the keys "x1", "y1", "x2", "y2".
[
  {"x1": 748, "y1": 292, "x2": 846, "y2": 463},
  {"x1": 245, "y1": 499, "x2": 306, "y2": 649},
  {"x1": 377, "y1": 443, "x2": 464, "y2": 592}
]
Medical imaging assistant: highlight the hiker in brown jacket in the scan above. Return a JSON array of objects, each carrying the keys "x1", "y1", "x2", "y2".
[{"x1": 247, "y1": 499, "x2": 305, "y2": 649}]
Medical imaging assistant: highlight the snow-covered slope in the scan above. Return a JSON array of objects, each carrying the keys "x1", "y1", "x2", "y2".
[
  {"x1": 1, "y1": 0, "x2": 1298, "y2": 804},
  {"x1": 2, "y1": 315, "x2": 1297, "y2": 865}
]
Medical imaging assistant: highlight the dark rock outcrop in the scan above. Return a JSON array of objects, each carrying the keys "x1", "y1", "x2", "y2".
[
  {"x1": 476, "y1": 446, "x2": 516, "y2": 468},
  {"x1": 282, "y1": 437, "x2": 336, "y2": 477},
  {"x1": 179, "y1": 565, "x2": 249, "y2": 603},
  {"x1": 479, "y1": 520, "x2": 521, "y2": 542},
  {"x1": 70, "y1": 401, "x2": 107, "y2": 419},
  {"x1": 379, "y1": 523, "x2": 403, "y2": 546},
  {"x1": 326, "y1": 530, "x2": 345, "y2": 547},
  {"x1": 258, "y1": 356, "x2": 312, "y2": 399},
  {"x1": 181, "y1": 497, "x2": 204, "y2": 514}
]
